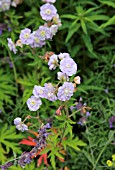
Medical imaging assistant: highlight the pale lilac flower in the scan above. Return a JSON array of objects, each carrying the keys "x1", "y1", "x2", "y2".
[
  {"x1": 7, "y1": 38, "x2": 17, "y2": 54},
  {"x1": 43, "y1": 83, "x2": 57, "y2": 101},
  {"x1": 14, "y1": 117, "x2": 21, "y2": 125},
  {"x1": 14, "y1": 117, "x2": 28, "y2": 132},
  {"x1": 42, "y1": 0, "x2": 56, "y2": 3},
  {"x1": 30, "y1": 31, "x2": 46, "y2": 48},
  {"x1": 40, "y1": 3, "x2": 57, "y2": 21},
  {"x1": 60, "y1": 57, "x2": 77, "y2": 76},
  {"x1": 0, "y1": 0, "x2": 11, "y2": 12},
  {"x1": 33, "y1": 85, "x2": 44, "y2": 98},
  {"x1": 57, "y1": 72, "x2": 69, "y2": 82},
  {"x1": 58, "y1": 53, "x2": 70, "y2": 60},
  {"x1": 16, "y1": 124, "x2": 28, "y2": 132},
  {"x1": 19, "y1": 28, "x2": 33, "y2": 45},
  {"x1": 37, "y1": 26, "x2": 51, "y2": 40},
  {"x1": 27, "y1": 95, "x2": 42, "y2": 111},
  {"x1": 48, "y1": 54, "x2": 58, "y2": 70},
  {"x1": 50, "y1": 24, "x2": 58, "y2": 38},
  {"x1": 53, "y1": 14, "x2": 62, "y2": 27},
  {"x1": 74, "y1": 76, "x2": 81, "y2": 84},
  {"x1": 57, "y1": 82, "x2": 74, "y2": 101}
]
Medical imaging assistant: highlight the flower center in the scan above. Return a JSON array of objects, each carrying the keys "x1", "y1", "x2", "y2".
[
  {"x1": 64, "y1": 88, "x2": 69, "y2": 94},
  {"x1": 31, "y1": 101, "x2": 35, "y2": 105},
  {"x1": 39, "y1": 89, "x2": 43, "y2": 94},
  {"x1": 45, "y1": 9, "x2": 51, "y2": 15},
  {"x1": 34, "y1": 37, "x2": 39, "y2": 43},
  {"x1": 40, "y1": 31, "x2": 46, "y2": 37},
  {"x1": 48, "y1": 92, "x2": 52, "y2": 97},
  {"x1": 66, "y1": 64, "x2": 70, "y2": 68},
  {"x1": 24, "y1": 33, "x2": 29, "y2": 39}
]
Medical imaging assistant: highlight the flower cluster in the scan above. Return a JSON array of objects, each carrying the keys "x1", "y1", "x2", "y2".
[
  {"x1": 18, "y1": 123, "x2": 51, "y2": 167},
  {"x1": 0, "y1": 0, "x2": 11, "y2": 12},
  {"x1": 14, "y1": 117, "x2": 28, "y2": 132},
  {"x1": 0, "y1": 0, "x2": 23, "y2": 12},
  {"x1": 7, "y1": 0, "x2": 61, "y2": 53},
  {"x1": 106, "y1": 154, "x2": 115, "y2": 167},
  {"x1": 0, "y1": 162, "x2": 13, "y2": 170},
  {"x1": 1, "y1": 123, "x2": 51, "y2": 169},
  {"x1": 27, "y1": 52, "x2": 80, "y2": 111},
  {"x1": 48, "y1": 52, "x2": 78, "y2": 77}
]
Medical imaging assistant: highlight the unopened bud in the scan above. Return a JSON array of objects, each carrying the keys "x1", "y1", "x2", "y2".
[
  {"x1": 16, "y1": 39, "x2": 23, "y2": 48},
  {"x1": 55, "y1": 109, "x2": 62, "y2": 116},
  {"x1": 74, "y1": 76, "x2": 81, "y2": 84},
  {"x1": 44, "y1": 51, "x2": 54, "y2": 62}
]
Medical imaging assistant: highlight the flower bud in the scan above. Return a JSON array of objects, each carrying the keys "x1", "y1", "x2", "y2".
[{"x1": 74, "y1": 76, "x2": 81, "y2": 84}]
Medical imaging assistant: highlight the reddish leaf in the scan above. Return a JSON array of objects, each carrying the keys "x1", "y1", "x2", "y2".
[
  {"x1": 37, "y1": 153, "x2": 48, "y2": 167},
  {"x1": 19, "y1": 136, "x2": 36, "y2": 146}
]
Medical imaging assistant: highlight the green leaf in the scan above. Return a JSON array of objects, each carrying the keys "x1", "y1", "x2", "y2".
[
  {"x1": 82, "y1": 34, "x2": 93, "y2": 53},
  {"x1": 78, "y1": 85, "x2": 104, "y2": 93},
  {"x1": 88, "y1": 15, "x2": 109, "y2": 21},
  {"x1": 76, "y1": 6, "x2": 84, "y2": 15},
  {"x1": 0, "y1": 124, "x2": 23, "y2": 163},
  {"x1": 55, "y1": 151, "x2": 64, "y2": 160},
  {"x1": 65, "y1": 23, "x2": 80, "y2": 43},
  {"x1": 100, "y1": 16, "x2": 115, "y2": 28},
  {"x1": 0, "y1": 70, "x2": 16, "y2": 111},
  {"x1": 81, "y1": 19, "x2": 87, "y2": 34},
  {"x1": 84, "y1": 6, "x2": 99, "y2": 15},
  {"x1": 0, "y1": 144, "x2": 7, "y2": 163},
  {"x1": 50, "y1": 153, "x2": 56, "y2": 169},
  {"x1": 99, "y1": 0, "x2": 115, "y2": 8},
  {"x1": 9, "y1": 162, "x2": 37, "y2": 170},
  {"x1": 61, "y1": 14, "x2": 77, "y2": 19},
  {"x1": 83, "y1": 150, "x2": 94, "y2": 165},
  {"x1": 108, "y1": 131, "x2": 114, "y2": 141}
]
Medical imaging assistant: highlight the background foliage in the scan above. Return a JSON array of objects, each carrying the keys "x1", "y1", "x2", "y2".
[{"x1": 0, "y1": 0, "x2": 115, "y2": 169}]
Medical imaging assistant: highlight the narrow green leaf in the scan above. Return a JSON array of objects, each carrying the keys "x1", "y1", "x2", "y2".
[
  {"x1": 81, "y1": 19, "x2": 87, "y2": 34},
  {"x1": 100, "y1": 16, "x2": 115, "y2": 28},
  {"x1": 88, "y1": 15, "x2": 109, "y2": 21},
  {"x1": 83, "y1": 150, "x2": 94, "y2": 165},
  {"x1": 82, "y1": 34, "x2": 93, "y2": 53},
  {"x1": 99, "y1": 0, "x2": 115, "y2": 8},
  {"x1": 84, "y1": 7, "x2": 99, "y2": 15},
  {"x1": 61, "y1": 14, "x2": 77, "y2": 19},
  {"x1": 50, "y1": 153, "x2": 56, "y2": 169},
  {"x1": 65, "y1": 23, "x2": 80, "y2": 43}
]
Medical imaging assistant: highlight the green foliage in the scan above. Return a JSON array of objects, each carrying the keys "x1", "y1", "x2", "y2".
[
  {"x1": 18, "y1": 69, "x2": 51, "y2": 104},
  {"x1": 0, "y1": 70, "x2": 16, "y2": 111},
  {"x1": 0, "y1": 0, "x2": 115, "y2": 169},
  {"x1": 0, "y1": 124, "x2": 23, "y2": 163},
  {"x1": 9, "y1": 162, "x2": 38, "y2": 170},
  {"x1": 61, "y1": 5, "x2": 108, "y2": 43}
]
